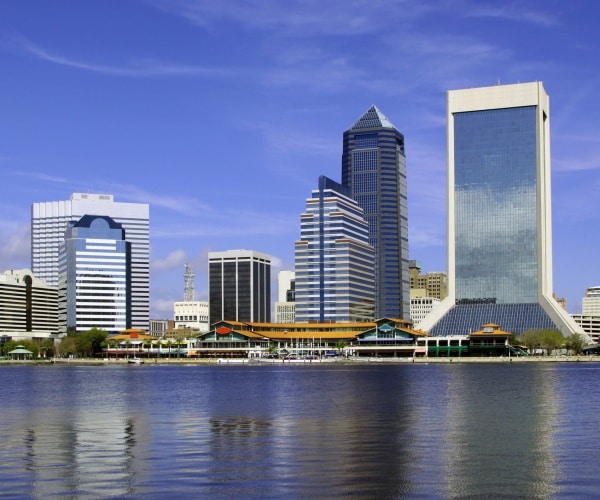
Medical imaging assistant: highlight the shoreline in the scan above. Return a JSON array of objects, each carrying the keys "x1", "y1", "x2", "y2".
[{"x1": 2, "y1": 355, "x2": 600, "y2": 366}]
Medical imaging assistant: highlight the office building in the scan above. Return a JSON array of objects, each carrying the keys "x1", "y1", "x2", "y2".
[
  {"x1": 275, "y1": 270, "x2": 295, "y2": 323},
  {"x1": 410, "y1": 297, "x2": 440, "y2": 329},
  {"x1": 572, "y1": 286, "x2": 600, "y2": 343},
  {"x1": 0, "y1": 269, "x2": 59, "y2": 341},
  {"x1": 342, "y1": 105, "x2": 409, "y2": 319},
  {"x1": 295, "y1": 176, "x2": 375, "y2": 323},
  {"x1": 32, "y1": 193, "x2": 149, "y2": 330},
  {"x1": 420, "y1": 82, "x2": 586, "y2": 337},
  {"x1": 409, "y1": 260, "x2": 447, "y2": 300},
  {"x1": 58, "y1": 215, "x2": 131, "y2": 334},
  {"x1": 208, "y1": 249, "x2": 271, "y2": 324}
]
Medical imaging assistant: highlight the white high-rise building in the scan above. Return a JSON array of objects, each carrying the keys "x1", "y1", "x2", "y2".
[
  {"x1": 421, "y1": 82, "x2": 585, "y2": 337},
  {"x1": 31, "y1": 193, "x2": 149, "y2": 330}
]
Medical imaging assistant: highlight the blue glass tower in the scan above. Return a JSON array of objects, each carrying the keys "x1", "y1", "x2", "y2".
[
  {"x1": 342, "y1": 106, "x2": 409, "y2": 320},
  {"x1": 421, "y1": 82, "x2": 586, "y2": 336},
  {"x1": 58, "y1": 215, "x2": 131, "y2": 334},
  {"x1": 295, "y1": 176, "x2": 375, "y2": 323}
]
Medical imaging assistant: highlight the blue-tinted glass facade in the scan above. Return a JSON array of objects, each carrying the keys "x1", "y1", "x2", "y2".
[
  {"x1": 58, "y1": 215, "x2": 131, "y2": 334},
  {"x1": 342, "y1": 106, "x2": 409, "y2": 320},
  {"x1": 454, "y1": 107, "x2": 537, "y2": 304},
  {"x1": 295, "y1": 176, "x2": 375, "y2": 322}
]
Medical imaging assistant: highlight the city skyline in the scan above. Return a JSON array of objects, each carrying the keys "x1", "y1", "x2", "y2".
[{"x1": 1, "y1": 1, "x2": 599, "y2": 317}]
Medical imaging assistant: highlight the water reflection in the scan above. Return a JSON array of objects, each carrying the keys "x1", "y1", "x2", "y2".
[{"x1": 442, "y1": 364, "x2": 559, "y2": 498}]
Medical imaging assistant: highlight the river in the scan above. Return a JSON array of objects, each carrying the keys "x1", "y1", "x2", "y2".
[{"x1": 1, "y1": 362, "x2": 599, "y2": 498}]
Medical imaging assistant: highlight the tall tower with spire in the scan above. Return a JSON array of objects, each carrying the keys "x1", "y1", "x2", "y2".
[{"x1": 342, "y1": 105, "x2": 409, "y2": 320}]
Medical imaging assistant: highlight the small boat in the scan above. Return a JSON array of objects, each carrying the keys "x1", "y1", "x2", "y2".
[{"x1": 128, "y1": 358, "x2": 144, "y2": 365}]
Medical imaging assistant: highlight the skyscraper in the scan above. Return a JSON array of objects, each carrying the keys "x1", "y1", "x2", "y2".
[
  {"x1": 31, "y1": 193, "x2": 149, "y2": 330},
  {"x1": 208, "y1": 249, "x2": 271, "y2": 325},
  {"x1": 294, "y1": 176, "x2": 375, "y2": 323},
  {"x1": 58, "y1": 215, "x2": 131, "y2": 334},
  {"x1": 342, "y1": 105, "x2": 409, "y2": 320},
  {"x1": 420, "y1": 82, "x2": 585, "y2": 336}
]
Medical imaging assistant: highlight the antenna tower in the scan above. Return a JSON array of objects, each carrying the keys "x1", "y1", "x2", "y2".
[{"x1": 184, "y1": 263, "x2": 195, "y2": 301}]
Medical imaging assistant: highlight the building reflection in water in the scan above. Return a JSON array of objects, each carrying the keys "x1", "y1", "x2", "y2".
[{"x1": 441, "y1": 364, "x2": 559, "y2": 498}]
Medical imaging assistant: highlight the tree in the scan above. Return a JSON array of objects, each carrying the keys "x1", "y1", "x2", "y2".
[
  {"x1": 564, "y1": 333, "x2": 587, "y2": 355},
  {"x1": 74, "y1": 328, "x2": 109, "y2": 357},
  {"x1": 57, "y1": 336, "x2": 77, "y2": 358},
  {"x1": 539, "y1": 329, "x2": 564, "y2": 356},
  {"x1": 518, "y1": 329, "x2": 542, "y2": 354},
  {"x1": 39, "y1": 338, "x2": 56, "y2": 358}
]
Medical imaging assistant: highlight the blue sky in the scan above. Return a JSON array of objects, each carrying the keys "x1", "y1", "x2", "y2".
[{"x1": 1, "y1": 0, "x2": 599, "y2": 317}]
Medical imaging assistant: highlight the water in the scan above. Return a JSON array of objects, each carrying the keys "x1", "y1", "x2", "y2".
[{"x1": 1, "y1": 362, "x2": 599, "y2": 498}]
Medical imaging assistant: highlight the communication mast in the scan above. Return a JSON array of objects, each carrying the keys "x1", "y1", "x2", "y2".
[{"x1": 184, "y1": 263, "x2": 195, "y2": 301}]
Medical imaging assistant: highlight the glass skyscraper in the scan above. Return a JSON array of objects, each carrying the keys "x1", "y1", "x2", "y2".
[
  {"x1": 294, "y1": 176, "x2": 375, "y2": 323},
  {"x1": 58, "y1": 215, "x2": 131, "y2": 334},
  {"x1": 342, "y1": 106, "x2": 409, "y2": 320},
  {"x1": 31, "y1": 193, "x2": 149, "y2": 330},
  {"x1": 208, "y1": 250, "x2": 271, "y2": 325},
  {"x1": 421, "y1": 82, "x2": 586, "y2": 336}
]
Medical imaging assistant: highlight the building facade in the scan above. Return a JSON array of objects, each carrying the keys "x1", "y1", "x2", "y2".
[
  {"x1": 294, "y1": 176, "x2": 375, "y2": 323},
  {"x1": 410, "y1": 297, "x2": 441, "y2": 328},
  {"x1": 208, "y1": 250, "x2": 271, "y2": 325},
  {"x1": 58, "y1": 215, "x2": 131, "y2": 334},
  {"x1": 409, "y1": 260, "x2": 447, "y2": 300},
  {"x1": 342, "y1": 105, "x2": 409, "y2": 320},
  {"x1": 0, "y1": 269, "x2": 59, "y2": 340},
  {"x1": 420, "y1": 82, "x2": 586, "y2": 337},
  {"x1": 572, "y1": 286, "x2": 600, "y2": 343},
  {"x1": 275, "y1": 270, "x2": 295, "y2": 323},
  {"x1": 174, "y1": 301, "x2": 209, "y2": 332},
  {"x1": 32, "y1": 193, "x2": 149, "y2": 330}
]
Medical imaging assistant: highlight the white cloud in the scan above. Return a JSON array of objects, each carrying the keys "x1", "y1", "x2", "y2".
[
  {"x1": 0, "y1": 224, "x2": 31, "y2": 271},
  {"x1": 11, "y1": 36, "x2": 232, "y2": 78},
  {"x1": 152, "y1": 249, "x2": 188, "y2": 271}
]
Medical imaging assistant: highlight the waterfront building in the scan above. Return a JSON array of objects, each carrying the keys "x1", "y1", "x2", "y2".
[
  {"x1": 0, "y1": 269, "x2": 59, "y2": 342},
  {"x1": 190, "y1": 317, "x2": 425, "y2": 359},
  {"x1": 342, "y1": 106, "x2": 409, "y2": 320},
  {"x1": 420, "y1": 82, "x2": 586, "y2": 337},
  {"x1": 58, "y1": 215, "x2": 131, "y2": 334},
  {"x1": 294, "y1": 176, "x2": 375, "y2": 323},
  {"x1": 208, "y1": 249, "x2": 271, "y2": 325},
  {"x1": 31, "y1": 193, "x2": 149, "y2": 329}
]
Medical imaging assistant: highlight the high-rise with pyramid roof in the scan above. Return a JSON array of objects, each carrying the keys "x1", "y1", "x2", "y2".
[{"x1": 342, "y1": 106, "x2": 409, "y2": 320}]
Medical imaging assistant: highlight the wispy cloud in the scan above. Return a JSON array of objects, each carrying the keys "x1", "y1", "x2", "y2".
[
  {"x1": 10, "y1": 35, "x2": 232, "y2": 78},
  {"x1": 149, "y1": 0, "x2": 431, "y2": 36},
  {"x1": 463, "y1": 3, "x2": 559, "y2": 27}
]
